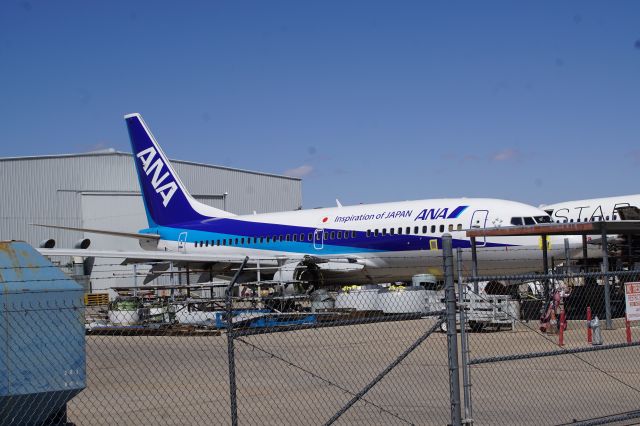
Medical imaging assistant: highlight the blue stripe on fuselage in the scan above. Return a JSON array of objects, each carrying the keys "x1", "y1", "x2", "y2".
[{"x1": 146, "y1": 218, "x2": 512, "y2": 254}]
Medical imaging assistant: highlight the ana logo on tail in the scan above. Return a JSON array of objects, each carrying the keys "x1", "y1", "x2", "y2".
[{"x1": 136, "y1": 146, "x2": 178, "y2": 207}]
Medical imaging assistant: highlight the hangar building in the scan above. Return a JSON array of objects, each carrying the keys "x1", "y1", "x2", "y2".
[{"x1": 0, "y1": 149, "x2": 302, "y2": 292}]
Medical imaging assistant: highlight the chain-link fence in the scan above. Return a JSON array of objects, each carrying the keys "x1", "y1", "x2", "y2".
[{"x1": 2, "y1": 238, "x2": 640, "y2": 425}]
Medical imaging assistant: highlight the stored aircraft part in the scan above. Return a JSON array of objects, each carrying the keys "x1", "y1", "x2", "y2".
[
  {"x1": 74, "y1": 238, "x2": 91, "y2": 249},
  {"x1": 39, "y1": 238, "x2": 55, "y2": 248}
]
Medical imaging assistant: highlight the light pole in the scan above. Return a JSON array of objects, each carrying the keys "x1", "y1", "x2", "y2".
[{"x1": 223, "y1": 192, "x2": 229, "y2": 211}]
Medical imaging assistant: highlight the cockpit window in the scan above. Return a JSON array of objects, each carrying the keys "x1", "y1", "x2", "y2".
[
  {"x1": 524, "y1": 217, "x2": 535, "y2": 225},
  {"x1": 510, "y1": 217, "x2": 523, "y2": 226},
  {"x1": 534, "y1": 216, "x2": 551, "y2": 224}
]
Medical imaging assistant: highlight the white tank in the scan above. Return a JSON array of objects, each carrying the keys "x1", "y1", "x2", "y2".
[
  {"x1": 378, "y1": 287, "x2": 428, "y2": 314},
  {"x1": 108, "y1": 310, "x2": 139, "y2": 326}
]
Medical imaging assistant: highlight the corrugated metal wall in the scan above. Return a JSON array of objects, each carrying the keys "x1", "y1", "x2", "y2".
[{"x1": 0, "y1": 152, "x2": 302, "y2": 249}]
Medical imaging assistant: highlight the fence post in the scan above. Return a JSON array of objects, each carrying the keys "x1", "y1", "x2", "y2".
[
  {"x1": 226, "y1": 256, "x2": 249, "y2": 426},
  {"x1": 470, "y1": 236, "x2": 479, "y2": 294},
  {"x1": 444, "y1": 234, "x2": 462, "y2": 426},
  {"x1": 601, "y1": 226, "x2": 612, "y2": 329},
  {"x1": 457, "y1": 248, "x2": 473, "y2": 424}
]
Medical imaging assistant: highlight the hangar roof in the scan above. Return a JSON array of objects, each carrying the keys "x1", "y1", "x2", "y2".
[{"x1": 0, "y1": 149, "x2": 301, "y2": 181}]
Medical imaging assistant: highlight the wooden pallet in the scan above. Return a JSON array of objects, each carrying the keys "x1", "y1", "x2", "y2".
[{"x1": 85, "y1": 293, "x2": 109, "y2": 306}]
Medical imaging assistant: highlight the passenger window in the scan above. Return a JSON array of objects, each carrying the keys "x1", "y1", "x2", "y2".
[
  {"x1": 342, "y1": 231, "x2": 347, "y2": 239},
  {"x1": 352, "y1": 231, "x2": 356, "y2": 238},
  {"x1": 235, "y1": 238, "x2": 239, "y2": 245},
  {"x1": 366, "y1": 230, "x2": 371, "y2": 237},
  {"x1": 308, "y1": 233, "x2": 313, "y2": 241},
  {"x1": 422, "y1": 226, "x2": 427, "y2": 234},
  {"x1": 606, "y1": 216, "x2": 610, "y2": 220},
  {"x1": 448, "y1": 224, "x2": 453, "y2": 232},
  {"x1": 414, "y1": 226, "x2": 419, "y2": 234},
  {"x1": 382, "y1": 228, "x2": 387, "y2": 236},
  {"x1": 293, "y1": 234, "x2": 297, "y2": 242},
  {"x1": 300, "y1": 233, "x2": 305, "y2": 241},
  {"x1": 390, "y1": 228, "x2": 395, "y2": 235},
  {"x1": 205, "y1": 240, "x2": 209, "y2": 247},
  {"x1": 223, "y1": 239, "x2": 227, "y2": 246},
  {"x1": 511, "y1": 217, "x2": 523, "y2": 226},
  {"x1": 406, "y1": 227, "x2": 411, "y2": 234},
  {"x1": 285, "y1": 235, "x2": 290, "y2": 242},
  {"x1": 199, "y1": 241, "x2": 203, "y2": 247},
  {"x1": 241, "y1": 238, "x2": 245, "y2": 244},
  {"x1": 439, "y1": 225, "x2": 444, "y2": 233},
  {"x1": 329, "y1": 231, "x2": 334, "y2": 240},
  {"x1": 457, "y1": 224, "x2": 463, "y2": 231},
  {"x1": 374, "y1": 229, "x2": 379, "y2": 237},
  {"x1": 569, "y1": 219, "x2": 574, "y2": 223},
  {"x1": 431, "y1": 225, "x2": 436, "y2": 233},
  {"x1": 398, "y1": 227, "x2": 402, "y2": 235}
]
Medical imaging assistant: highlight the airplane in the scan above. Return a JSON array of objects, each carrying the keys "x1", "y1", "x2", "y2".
[
  {"x1": 37, "y1": 113, "x2": 579, "y2": 289},
  {"x1": 541, "y1": 195, "x2": 640, "y2": 223}
]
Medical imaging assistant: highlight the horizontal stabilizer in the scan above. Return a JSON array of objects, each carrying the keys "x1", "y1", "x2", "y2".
[{"x1": 31, "y1": 224, "x2": 161, "y2": 240}]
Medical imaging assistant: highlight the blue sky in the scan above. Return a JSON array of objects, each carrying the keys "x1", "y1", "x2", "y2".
[{"x1": 1, "y1": 1, "x2": 639, "y2": 209}]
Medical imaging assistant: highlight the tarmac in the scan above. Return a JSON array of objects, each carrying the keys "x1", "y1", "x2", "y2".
[{"x1": 67, "y1": 318, "x2": 640, "y2": 425}]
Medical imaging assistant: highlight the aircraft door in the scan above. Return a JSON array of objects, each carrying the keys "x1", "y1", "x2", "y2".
[
  {"x1": 470, "y1": 210, "x2": 488, "y2": 247},
  {"x1": 178, "y1": 232, "x2": 188, "y2": 252},
  {"x1": 313, "y1": 229, "x2": 324, "y2": 250}
]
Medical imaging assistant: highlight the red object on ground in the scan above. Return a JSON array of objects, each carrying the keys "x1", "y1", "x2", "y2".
[
  {"x1": 559, "y1": 311, "x2": 565, "y2": 346},
  {"x1": 626, "y1": 316, "x2": 632, "y2": 344},
  {"x1": 587, "y1": 307, "x2": 592, "y2": 343}
]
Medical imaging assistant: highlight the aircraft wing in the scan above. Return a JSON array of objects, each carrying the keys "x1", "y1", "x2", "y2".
[{"x1": 36, "y1": 248, "x2": 297, "y2": 264}]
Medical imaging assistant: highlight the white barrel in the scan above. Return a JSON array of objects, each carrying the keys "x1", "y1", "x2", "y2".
[
  {"x1": 335, "y1": 289, "x2": 380, "y2": 311},
  {"x1": 379, "y1": 288, "x2": 427, "y2": 313},
  {"x1": 109, "y1": 309, "x2": 139, "y2": 326}
]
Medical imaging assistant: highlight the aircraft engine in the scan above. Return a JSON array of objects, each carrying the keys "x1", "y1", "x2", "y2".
[
  {"x1": 39, "y1": 239, "x2": 55, "y2": 249},
  {"x1": 273, "y1": 261, "x2": 305, "y2": 282},
  {"x1": 273, "y1": 260, "x2": 322, "y2": 293},
  {"x1": 74, "y1": 238, "x2": 91, "y2": 249}
]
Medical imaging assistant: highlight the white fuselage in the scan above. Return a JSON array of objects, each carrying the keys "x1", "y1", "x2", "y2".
[
  {"x1": 542, "y1": 194, "x2": 640, "y2": 223},
  {"x1": 155, "y1": 198, "x2": 579, "y2": 284}
]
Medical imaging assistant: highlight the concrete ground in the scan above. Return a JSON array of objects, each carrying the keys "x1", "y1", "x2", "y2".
[{"x1": 66, "y1": 318, "x2": 640, "y2": 425}]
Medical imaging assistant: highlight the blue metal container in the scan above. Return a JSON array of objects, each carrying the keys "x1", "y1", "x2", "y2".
[{"x1": 0, "y1": 241, "x2": 86, "y2": 424}]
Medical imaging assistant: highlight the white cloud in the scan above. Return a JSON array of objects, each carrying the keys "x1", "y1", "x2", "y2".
[
  {"x1": 492, "y1": 148, "x2": 520, "y2": 162},
  {"x1": 284, "y1": 164, "x2": 314, "y2": 178}
]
